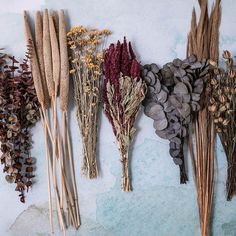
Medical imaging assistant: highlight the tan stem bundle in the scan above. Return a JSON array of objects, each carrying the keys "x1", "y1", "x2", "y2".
[
  {"x1": 23, "y1": 9, "x2": 80, "y2": 233},
  {"x1": 187, "y1": 0, "x2": 221, "y2": 235}
]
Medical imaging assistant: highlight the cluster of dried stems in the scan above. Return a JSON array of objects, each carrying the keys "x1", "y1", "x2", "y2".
[
  {"x1": 0, "y1": 53, "x2": 39, "y2": 203},
  {"x1": 67, "y1": 26, "x2": 110, "y2": 179},
  {"x1": 103, "y1": 39, "x2": 146, "y2": 191},
  {"x1": 209, "y1": 50, "x2": 236, "y2": 201},
  {"x1": 23, "y1": 9, "x2": 80, "y2": 233},
  {"x1": 187, "y1": 0, "x2": 221, "y2": 236}
]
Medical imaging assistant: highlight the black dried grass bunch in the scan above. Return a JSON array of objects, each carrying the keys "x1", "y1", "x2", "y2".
[{"x1": 0, "y1": 51, "x2": 39, "y2": 203}]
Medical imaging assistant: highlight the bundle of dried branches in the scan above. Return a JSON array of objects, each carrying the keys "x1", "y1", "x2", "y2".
[
  {"x1": 23, "y1": 9, "x2": 80, "y2": 232},
  {"x1": 103, "y1": 38, "x2": 146, "y2": 191},
  {"x1": 187, "y1": 0, "x2": 221, "y2": 235},
  {"x1": 141, "y1": 57, "x2": 209, "y2": 184},
  {"x1": 0, "y1": 52, "x2": 39, "y2": 203},
  {"x1": 67, "y1": 26, "x2": 110, "y2": 179},
  {"x1": 209, "y1": 50, "x2": 236, "y2": 200}
]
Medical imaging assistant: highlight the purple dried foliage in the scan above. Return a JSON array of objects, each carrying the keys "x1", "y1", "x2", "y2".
[
  {"x1": 103, "y1": 37, "x2": 141, "y2": 135},
  {"x1": 0, "y1": 51, "x2": 39, "y2": 203}
]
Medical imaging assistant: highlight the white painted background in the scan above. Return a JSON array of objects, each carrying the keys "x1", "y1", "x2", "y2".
[{"x1": 0, "y1": 0, "x2": 235, "y2": 235}]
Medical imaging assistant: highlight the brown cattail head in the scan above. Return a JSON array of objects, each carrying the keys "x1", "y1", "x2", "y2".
[
  {"x1": 35, "y1": 11, "x2": 50, "y2": 108},
  {"x1": 49, "y1": 14, "x2": 60, "y2": 95},
  {"x1": 23, "y1": 10, "x2": 45, "y2": 107},
  {"x1": 51, "y1": 10, "x2": 59, "y2": 37},
  {"x1": 43, "y1": 9, "x2": 55, "y2": 98},
  {"x1": 59, "y1": 10, "x2": 69, "y2": 112}
]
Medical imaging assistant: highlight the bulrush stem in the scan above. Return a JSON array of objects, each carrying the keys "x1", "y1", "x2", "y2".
[{"x1": 120, "y1": 147, "x2": 132, "y2": 192}]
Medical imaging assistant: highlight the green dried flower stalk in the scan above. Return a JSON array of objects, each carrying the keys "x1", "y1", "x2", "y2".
[{"x1": 67, "y1": 26, "x2": 110, "y2": 178}]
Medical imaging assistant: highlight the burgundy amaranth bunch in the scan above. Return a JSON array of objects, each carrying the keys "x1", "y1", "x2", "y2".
[{"x1": 103, "y1": 38, "x2": 146, "y2": 191}]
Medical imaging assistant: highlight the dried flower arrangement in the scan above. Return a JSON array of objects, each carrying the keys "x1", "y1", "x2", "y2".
[
  {"x1": 67, "y1": 26, "x2": 110, "y2": 178},
  {"x1": 209, "y1": 50, "x2": 236, "y2": 201},
  {"x1": 24, "y1": 10, "x2": 80, "y2": 232},
  {"x1": 187, "y1": 0, "x2": 221, "y2": 235},
  {"x1": 142, "y1": 56, "x2": 209, "y2": 184},
  {"x1": 103, "y1": 38, "x2": 146, "y2": 191},
  {"x1": 0, "y1": 52, "x2": 39, "y2": 203}
]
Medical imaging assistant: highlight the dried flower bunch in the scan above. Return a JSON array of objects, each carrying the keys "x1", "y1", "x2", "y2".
[
  {"x1": 67, "y1": 26, "x2": 110, "y2": 178},
  {"x1": 187, "y1": 0, "x2": 221, "y2": 235},
  {"x1": 103, "y1": 38, "x2": 146, "y2": 191},
  {"x1": 24, "y1": 10, "x2": 80, "y2": 232},
  {"x1": 0, "y1": 52, "x2": 39, "y2": 203},
  {"x1": 142, "y1": 55, "x2": 209, "y2": 183},
  {"x1": 208, "y1": 50, "x2": 236, "y2": 200}
]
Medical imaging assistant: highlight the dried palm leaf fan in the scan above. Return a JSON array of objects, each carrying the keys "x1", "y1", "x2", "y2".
[
  {"x1": 23, "y1": 10, "x2": 80, "y2": 233},
  {"x1": 187, "y1": 0, "x2": 221, "y2": 236}
]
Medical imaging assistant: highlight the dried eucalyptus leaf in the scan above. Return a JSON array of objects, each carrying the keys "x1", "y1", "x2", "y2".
[
  {"x1": 174, "y1": 82, "x2": 188, "y2": 95},
  {"x1": 153, "y1": 118, "x2": 168, "y2": 131},
  {"x1": 144, "y1": 103, "x2": 163, "y2": 120},
  {"x1": 170, "y1": 137, "x2": 181, "y2": 145},
  {"x1": 192, "y1": 93, "x2": 200, "y2": 101},
  {"x1": 173, "y1": 157, "x2": 183, "y2": 165},
  {"x1": 187, "y1": 55, "x2": 197, "y2": 63},
  {"x1": 156, "y1": 90, "x2": 168, "y2": 103},
  {"x1": 191, "y1": 62, "x2": 202, "y2": 69},
  {"x1": 150, "y1": 63, "x2": 160, "y2": 73},
  {"x1": 154, "y1": 79, "x2": 161, "y2": 93},
  {"x1": 170, "y1": 148, "x2": 180, "y2": 157},
  {"x1": 173, "y1": 58, "x2": 183, "y2": 67},
  {"x1": 178, "y1": 103, "x2": 191, "y2": 118}
]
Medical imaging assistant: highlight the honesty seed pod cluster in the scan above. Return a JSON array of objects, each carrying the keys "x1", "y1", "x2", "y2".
[{"x1": 142, "y1": 55, "x2": 209, "y2": 183}]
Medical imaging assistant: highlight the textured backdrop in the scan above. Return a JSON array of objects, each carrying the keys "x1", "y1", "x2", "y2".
[{"x1": 0, "y1": 0, "x2": 235, "y2": 235}]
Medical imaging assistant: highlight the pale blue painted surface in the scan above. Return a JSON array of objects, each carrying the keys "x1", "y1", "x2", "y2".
[{"x1": 0, "y1": 0, "x2": 235, "y2": 235}]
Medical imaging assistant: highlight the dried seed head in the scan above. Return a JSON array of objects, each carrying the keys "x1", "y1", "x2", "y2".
[
  {"x1": 223, "y1": 50, "x2": 231, "y2": 59},
  {"x1": 209, "y1": 97, "x2": 215, "y2": 104},
  {"x1": 59, "y1": 9, "x2": 69, "y2": 112},
  {"x1": 217, "y1": 89, "x2": 222, "y2": 96},
  {"x1": 43, "y1": 9, "x2": 55, "y2": 98},
  {"x1": 224, "y1": 86, "x2": 230, "y2": 93},
  {"x1": 219, "y1": 105, "x2": 226, "y2": 112},
  {"x1": 210, "y1": 78, "x2": 217, "y2": 85},
  {"x1": 223, "y1": 119, "x2": 230, "y2": 126},
  {"x1": 219, "y1": 95, "x2": 227, "y2": 103},
  {"x1": 208, "y1": 104, "x2": 217, "y2": 112},
  {"x1": 228, "y1": 69, "x2": 235, "y2": 78}
]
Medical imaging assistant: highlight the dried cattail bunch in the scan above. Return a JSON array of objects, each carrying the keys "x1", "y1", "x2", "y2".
[
  {"x1": 208, "y1": 50, "x2": 236, "y2": 200},
  {"x1": 0, "y1": 52, "x2": 39, "y2": 203},
  {"x1": 68, "y1": 26, "x2": 110, "y2": 179},
  {"x1": 103, "y1": 38, "x2": 146, "y2": 191}
]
